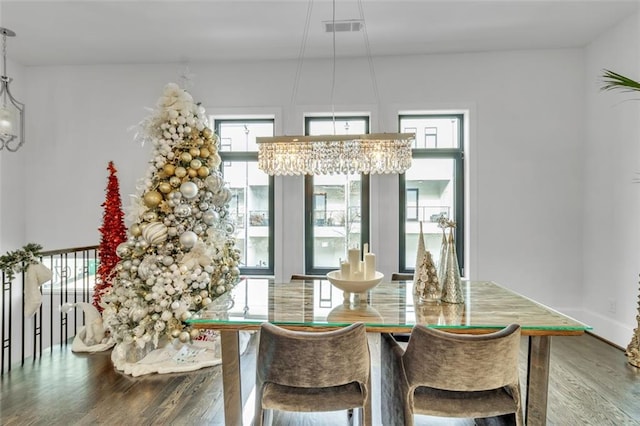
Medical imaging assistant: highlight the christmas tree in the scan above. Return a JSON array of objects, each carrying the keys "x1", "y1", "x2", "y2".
[
  {"x1": 93, "y1": 161, "x2": 127, "y2": 312},
  {"x1": 102, "y1": 83, "x2": 241, "y2": 354}
]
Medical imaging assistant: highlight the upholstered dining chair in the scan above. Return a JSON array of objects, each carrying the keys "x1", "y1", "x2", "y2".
[
  {"x1": 290, "y1": 274, "x2": 323, "y2": 281},
  {"x1": 390, "y1": 272, "x2": 414, "y2": 342},
  {"x1": 381, "y1": 324, "x2": 523, "y2": 426},
  {"x1": 255, "y1": 322, "x2": 372, "y2": 426},
  {"x1": 390, "y1": 272, "x2": 414, "y2": 281}
]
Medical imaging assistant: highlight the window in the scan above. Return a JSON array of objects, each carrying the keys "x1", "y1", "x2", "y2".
[
  {"x1": 399, "y1": 114, "x2": 464, "y2": 275},
  {"x1": 304, "y1": 116, "x2": 370, "y2": 275},
  {"x1": 406, "y1": 188, "x2": 419, "y2": 221},
  {"x1": 213, "y1": 118, "x2": 275, "y2": 275}
]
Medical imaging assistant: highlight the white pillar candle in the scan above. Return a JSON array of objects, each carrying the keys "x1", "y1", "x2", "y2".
[
  {"x1": 340, "y1": 260, "x2": 351, "y2": 279},
  {"x1": 363, "y1": 243, "x2": 369, "y2": 254},
  {"x1": 364, "y1": 253, "x2": 376, "y2": 279},
  {"x1": 348, "y1": 248, "x2": 360, "y2": 278}
]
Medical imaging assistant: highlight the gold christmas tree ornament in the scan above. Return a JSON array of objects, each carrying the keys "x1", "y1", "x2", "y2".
[
  {"x1": 437, "y1": 217, "x2": 449, "y2": 285},
  {"x1": 440, "y1": 224, "x2": 464, "y2": 304}
]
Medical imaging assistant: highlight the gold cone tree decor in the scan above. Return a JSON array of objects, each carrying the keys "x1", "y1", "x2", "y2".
[
  {"x1": 437, "y1": 217, "x2": 449, "y2": 284},
  {"x1": 413, "y1": 251, "x2": 440, "y2": 303},
  {"x1": 440, "y1": 222, "x2": 464, "y2": 304},
  {"x1": 627, "y1": 279, "x2": 640, "y2": 368},
  {"x1": 413, "y1": 222, "x2": 441, "y2": 303}
]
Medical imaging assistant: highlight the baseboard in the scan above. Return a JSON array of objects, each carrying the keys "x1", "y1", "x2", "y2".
[
  {"x1": 563, "y1": 307, "x2": 634, "y2": 349},
  {"x1": 586, "y1": 330, "x2": 625, "y2": 352}
]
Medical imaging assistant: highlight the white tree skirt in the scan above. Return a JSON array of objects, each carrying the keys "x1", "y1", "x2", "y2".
[
  {"x1": 111, "y1": 331, "x2": 252, "y2": 377},
  {"x1": 71, "y1": 326, "x2": 116, "y2": 353}
]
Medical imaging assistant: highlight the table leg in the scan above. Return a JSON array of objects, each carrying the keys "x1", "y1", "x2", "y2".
[
  {"x1": 221, "y1": 330, "x2": 242, "y2": 426},
  {"x1": 526, "y1": 335, "x2": 551, "y2": 426}
]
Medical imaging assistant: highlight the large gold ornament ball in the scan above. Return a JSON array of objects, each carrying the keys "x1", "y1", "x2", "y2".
[
  {"x1": 197, "y1": 166, "x2": 210, "y2": 177},
  {"x1": 175, "y1": 167, "x2": 187, "y2": 178},
  {"x1": 158, "y1": 182, "x2": 172, "y2": 194},
  {"x1": 130, "y1": 223, "x2": 142, "y2": 237},
  {"x1": 143, "y1": 191, "x2": 163, "y2": 208},
  {"x1": 202, "y1": 128, "x2": 213, "y2": 139},
  {"x1": 187, "y1": 168, "x2": 198, "y2": 178},
  {"x1": 190, "y1": 159, "x2": 202, "y2": 169},
  {"x1": 199, "y1": 147, "x2": 210, "y2": 158},
  {"x1": 189, "y1": 147, "x2": 200, "y2": 157},
  {"x1": 163, "y1": 164, "x2": 176, "y2": 176},
  {"x1": 180, "y1": 152, "x2": 193, "y2": 163}
]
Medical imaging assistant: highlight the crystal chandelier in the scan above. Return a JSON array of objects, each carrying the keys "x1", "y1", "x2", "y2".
[
  {"x1": 0, "y1": 27, "x2": 24, "y2": 152},
  {"x1": 257, "y1": 133, "x2": 413, "y2": 175},
  {"x1": 257, "y1": 0, "x2": 414, "y2": 176}
]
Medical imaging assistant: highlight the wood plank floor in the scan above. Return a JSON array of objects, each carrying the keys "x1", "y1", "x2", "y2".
[{"x1": 1, "y1": 333, "x2": 639, "y2": 425}]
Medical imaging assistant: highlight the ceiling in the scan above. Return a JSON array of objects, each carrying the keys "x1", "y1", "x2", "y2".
[{"x1": 0, "y1": 0, "x2": 638, "y2": 67}]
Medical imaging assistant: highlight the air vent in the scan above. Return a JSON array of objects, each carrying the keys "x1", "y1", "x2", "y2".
[{"x1": 323, "y1": 20, "x2": 363, "y2": 33}]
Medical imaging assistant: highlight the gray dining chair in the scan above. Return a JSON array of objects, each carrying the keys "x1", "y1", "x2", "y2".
[
  {"x1": 254, "y1": 322, "x2": 372, "y2": 426},
  {"x1": 381, "y1": 323, "x2": 523, "y2": 426},
  {"x1": 391, "y1": 272, "x2": 414, "y2": 342},
  {"x1": 391, "y1": 272, "x2": 414, "y2": 281},
  {"x1": 290, "y1": 274, "x2": 323, "y2": 281}
]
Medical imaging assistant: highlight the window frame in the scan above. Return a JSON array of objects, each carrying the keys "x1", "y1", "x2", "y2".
[
  {"x1": 213, "y1": 117, "x2": 275, "y2": 276},
  {"x1": 303, "y1": 115, "x2": 371, "y2": 275},
  {"x1": 398, "y1": 113, "x2": 465, "y2": 275}
]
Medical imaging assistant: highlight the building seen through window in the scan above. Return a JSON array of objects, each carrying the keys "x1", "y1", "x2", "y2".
[
  {"x1": 399, "y1": 114, "x2": 464, "y2": 274},
  {"x1": 304, "y1": 116, "x2": 370, "y2": 275},
  {"x1": 213, "y1": 118, "x2": 275, "y2": 275}
]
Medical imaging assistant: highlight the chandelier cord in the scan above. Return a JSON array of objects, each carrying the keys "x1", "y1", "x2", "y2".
[
  {"x1": 290, "y1": 0, "x2": 314, "y2": 121},
  {"x1": 330, "y1": 0, "x2": 336, "y2": 135},
  {"x1": 2, "y1": 32, "x2": 6, "y2": 77},
  {"x1": 1, "y1": 32, "x2": 7, "y2": 106},
  {"x1": 357, "y1": 0, "x2": 383, "y2": 132}
]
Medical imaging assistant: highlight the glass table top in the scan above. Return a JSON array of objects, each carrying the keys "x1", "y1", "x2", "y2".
[{"x1": 188, "y1": 278, "x2": 591, "y2": 335}]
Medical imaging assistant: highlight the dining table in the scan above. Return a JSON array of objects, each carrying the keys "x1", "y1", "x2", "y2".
[{"x1": 188, "y1": 277, "x2": 590, "y2": 426}]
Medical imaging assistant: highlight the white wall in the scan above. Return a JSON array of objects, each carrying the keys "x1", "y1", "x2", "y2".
[
  {"x1": 8, "y1": 43, "x2": 632, "y2": 339},
  {"x1": 584, "y1": 13, "x2": 640, "y2": 347}
]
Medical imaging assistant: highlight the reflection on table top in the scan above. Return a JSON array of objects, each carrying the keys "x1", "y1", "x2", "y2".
[{"x1": 188, "y1": 278, "x2": 590, "y2": 335}]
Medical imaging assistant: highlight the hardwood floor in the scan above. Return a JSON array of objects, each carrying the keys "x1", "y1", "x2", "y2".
[{"x1": 1, "y1": 333, "x2": 639, "y2": 425}]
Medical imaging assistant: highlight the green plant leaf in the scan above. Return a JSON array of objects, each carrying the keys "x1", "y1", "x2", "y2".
[{"x1": 601, "y1": 69, "x2": 640, "y2": 93}]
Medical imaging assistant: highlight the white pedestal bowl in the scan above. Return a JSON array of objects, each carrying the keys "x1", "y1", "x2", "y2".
[{"x1": 326, "y1": 270, "x2": 384, "y2": 294}]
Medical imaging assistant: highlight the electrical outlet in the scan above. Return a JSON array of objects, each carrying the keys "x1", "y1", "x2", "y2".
[{"x1": 608, "y1": 299, "x2": 617, "y2": 314}]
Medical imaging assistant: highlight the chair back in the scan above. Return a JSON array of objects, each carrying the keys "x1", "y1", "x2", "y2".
[
  {"x1": 391, "y1": 273, "x2": 413, "y2": 281},
  {"x1": 290, "y1": 274, "x2": 323, "y2": 281},
  {"x1": 257, "y1": 322, "x2": 370, "y2": 389},
  {"x1": 403, "y1": 324, "x2": 521, "y2": 392}
]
